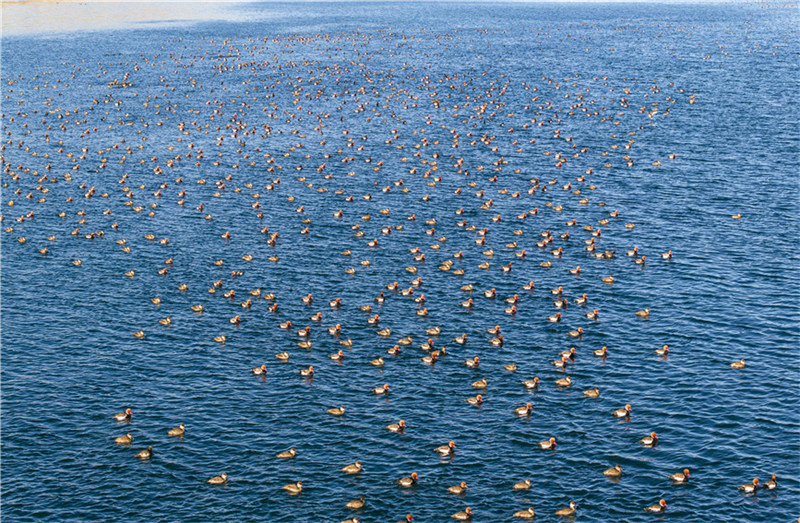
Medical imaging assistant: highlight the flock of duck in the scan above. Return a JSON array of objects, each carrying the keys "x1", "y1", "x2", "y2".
[{"x1": 2, "y1": 25, "x2": 778, "y2": 521}]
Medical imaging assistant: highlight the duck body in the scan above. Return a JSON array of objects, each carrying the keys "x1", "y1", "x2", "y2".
[
  {"x1": 670, "y1": 469, "x2": 690, "y2": 483},
  {"x1": 208, "y1": 472, "x2": 228, "y2": 484},
  {"x1": 645, "y1": 499, "x2": 668, "y2": 513},
  {"x1": 452, "y1": 507, "x2": 473, "y2": 520},
  {"x1": 435, "y1": 441, "x2": 457, "y2": 456},
  {"x1": 513, "y1": 479, "x2": 532, "y2": 490},
  {"x1": 604, "y1": 464, "x2": 622, "y2": 477},
  {"x1": 555, "y1": 501, "x2": 576, "y2": 516},
  {"x1": 513, "y1": 508, "x2": 536, "y2": 519},
  {"x1": 113, "y1": 408, "x2": 132, "y2": 422},
  {"x1": 168, "y1": 424, "x2": 185, "y2": 436}
]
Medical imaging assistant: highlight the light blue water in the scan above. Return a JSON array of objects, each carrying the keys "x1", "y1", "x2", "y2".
[{"x1": 2, "y1": 3, "x2": 799, "y2": 522}]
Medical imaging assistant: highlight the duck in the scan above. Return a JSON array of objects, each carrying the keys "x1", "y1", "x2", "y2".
[
  {"x1": 555, "y1": 376, "x2": 572, "y2": 387},
  {"x1": 340, "y1": 338, "x2": 353, "y2": 348},
  {"x1": 640, "y1": 432, "x2": 658, "y2": 447},
  {"x1": 626, "y1": 247, "x2": 639, "y2": 257},
  {"x1": 739, "y1": 478, "x2": 759, "y2": 493},
  {"x1": 472, "y1": 378, "x2": 488, "y2": 389},
  {"x1": 644, "y1": 499, "x2": 668, "y2": 513},
  {"x1": 461, "y1": 298, "x2": 474, "y2": 308},
  {"x1": 452, "y1": 508, "x2": 473, "y2": 520},
  {"x1": 505, "y1": 305, "x2": 518, "y2": 315},
  {"x1": 276, "y1": 448, "x2": 297, "y2": 459},
  {"x1": 583, "y1": 387, "x2": 600, "y2": 398},
  {"x1": 370, "y1": 357, "x2": 385, "y2": 367},
  {"x1": 167, "y1": 424, "x2": 185, "y2": 437},
  {"x1": 603, "y1": 464, "x2": 622, "y2": 477},
  {"x1": 555, "y1": 501, "x2": 576, "y2": 517},
  {"x1": 426, "y1": 326, "x2": 441, "y2": 336},
  {"x1": 554, "y1": 298, "x2": 569, "y2": 309},
  {"x1": 539, "y1": 437, "x2": 557, "y2": 450},
  {"x1": 454, "y1": 334, "x2": 468, "y2": 344},
  {"x1": 300, "y1": 366, "x2": 314, "y2": 377},
  {"x1": 602, "y1": 275, "x2": 615, "y2": 284},
  {"x1": 329, "y1": 350, "x2": 345, "y2": 361},
  {"x1": 513, "y1": 507, "x2": 536, "y2": 519},
  {"x1": 661, "y1": 250, "x2": 673, "y2": 259},
  {"x1": 731, "y1": 359, "x2": 746, "y2": 369},
  {"x1": 552, "y1": 355, "x2": 570, "y2": 369},
  {"x1": 513, "y1": 479, "x2": 532, "y2": 490},
  {"x1": 398, "y1": 472, "x2": 419, "y2": 487},
  {"x1": 345, "y1": 496, "x2": 365, "y2": 510},
  {"x1": 328, "y1": 406, "x2": 346, "y2": 416},
  {"x1": 387, "y1": 420, "x2": 406, "y2": 433},
  {"x1": 635, "y1": 307, "x2": 650, "y2": 318},
  {"x1": 136, "y1": 446, "x2": 153, "y2": 459},
  {"x1": 575, "y1": 293, "x2": 588, "y2": 305},
  {"x1": 490, "y1": 335, "x2": 505, "y2": 346},
  {"x1": 252, "y1": 364, "x2": 267, "y2": 375},
  {"x1": 387, "y1": 345, "x2": 402, "y2": 356},
  {"x1": 115, "y1": 433, "x2": 133, "y2": 445},
  {"x1": 328, "y1": 324, "x2": 342, "y2": 335},
  {"x1": 670, "y1": 469, "x2": 691, "y2": 483},
  {"x1": 612, "y1": 404, "x2": 632, "y2": 418},
  {"x1": 373, "y1": 384, "x2": 390, "y2": 394},
  {"x1": 586, "y1": 309, "x2": 599, "y2": 320},
  {"x1": 567, "y1": 327, "x2": 584, "y2": 338},
  {"x1": 522, "y1": 281, "x2": 536, "y2": 291},
  {"x1": 275, "y1": 352, "x2": 290, "y2": 361},
  {"x1": 655, "y1": 345, "x2": 669, "y2": 356},
  {"x1": 560, "y1": 347, "x2": 577, "y2": 360},
  {"x1": 594, "y1": 346, "x2": 608, "y2": 357},
  {"x1": 448, "y1": 481, "x2": 468, "y2": 494},
  {"x1": 377, "y1": 327, "x2": 392, "y2": 337},
  {"x1": 342, "y1": 461, "x2": 363, "y2": 474},
  {"x1": 464, "y1": 356, "x2": 480, "y2": 368},
  {"x1": 283, "y1": 482, "x2": 303, "y2": 494},
  {"x1": 435, "y1": 441, "x2": 457, "y2": 456},
  {"x1": 504, "y1": 362, "x2": 517, "y2": 372},
  {"x1": 466, "y1": 394, "x2": 483, "y2": 406},
  {"x1": 486, "y1": 325, "x2": 501, "y2": 335},
  {"x1": 398, "y1": 336, "x2": 413, "y2": 345},
  {"x1": 208, "y1": 473, "x2": 228, "y2": 484},
  {"x1": 764, "y1": 474, "x2": 778, "y2": 490},
  {"x1": 341, "y1": 519, "x2": 360, "y2": 523},
  {"x1": 548, "y1": 312, "x2": 562, "y2": 323},
  {"x1": 279, "y1": 321, "x2": 293, "y2": 330},
  {"x1": 421, "y1": 353, "x2": 438, "y2": 365},
  {"x1": 522, "y1": 377, "x2": 540, "y2": 389},
  {"x1": 484, "y1": 288, "x2": 496, "y2": 298},
  {"x1": 113, "y1": 408, "x2": 132, "y2": 422},
  {"x1": 297, "y1": 326, "x2": 311, "y2": 337}
]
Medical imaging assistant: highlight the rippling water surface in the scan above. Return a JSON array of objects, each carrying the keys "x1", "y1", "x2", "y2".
[{"x1": 2, "y1": 2, "x2": 799, "y2": 522}]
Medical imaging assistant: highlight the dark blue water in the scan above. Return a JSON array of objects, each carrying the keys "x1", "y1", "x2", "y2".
[{"x1": 2, "y1": 2, "x2": 799, "y2": 521}]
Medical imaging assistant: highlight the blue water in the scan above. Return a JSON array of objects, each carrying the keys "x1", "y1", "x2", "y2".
[{"x1": 2, "y1": 2, "x2": 799, "y2": 521}]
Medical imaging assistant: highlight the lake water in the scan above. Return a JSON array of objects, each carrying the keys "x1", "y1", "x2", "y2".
[{"x1": 2, "y1": 2, "x2": 799, "y2": 521}]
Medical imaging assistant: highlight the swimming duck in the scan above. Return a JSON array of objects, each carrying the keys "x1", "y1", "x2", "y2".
[
  {"x1": 191, "y1": 304, "x2": 204, "y2": 313},
  {"x1": 612, "y1": 404, "x2": 632, "y2": 418},
  {"x1": 472, "y1": 378, "x2": 488, "y2": 389},
  {"x1": 555, "y1": 501, "x2": 576, "y2": 516},
  {"x1": 398, "y1": 472, "x2": 419, "y2": 487},
  {"x1": 114, "y1": 408, "x2": 133, "y2": 422},
  {"x1": 276, "y1": 448, "x2": 296, "y2": 459},
  {"x1": 552, "y1": 355, "x2": 570, "y2": 369},
  {"x1": 328, "y1": 324, "x2": 342, "y2": 335},
  {"x1": 452, "y1": 507, "x2": 473, "y2": 520},
  {"x1": 342, "y1": 461, "x2": 362, "y2": 474},
  {"x1": 168, "y1": 424, "x2": 185, "y2": 437},
  {"x1": 523, "y1": 281, "x2": 535, "y2": 290},
  {"x1": 136, "y1": 446, "x2": 153, "y2": 459},
  {"x1": 641, "y1": 432, "x2": 658, "y2": 447},
  {"x1": 435, "y1": 441, "x2": 457, "y2": 456},
  {"x1": 454, "y1": 334, "x2": 468, "y2": 344},
  {"x1": 602, "y1": 276, "x2": 614, "y2": 284},
  {"x1": 583, "y1": 387, "x2": 600, "y2": 398},
  {"x1": 635, "y1": 308, "x2": 650, "y2": 318},
  {"x1": 330, "y1": 350, "x2": 345, "y2": 361},
  {"x1": 133, "y1": 331, "x2": 145, "y2": 339},
  {"x1": 426, "y1": 326, "x2": 441, "y2": 336},
  {"x1": 739, "y1": 478, "x2": 759, "y2": 493},
  {"x1": 302, "y1": 294, "x2": 313, "y2": 304},
  {"x1": 279, "y1": 321, "x2": 293, "y2": 330},
  {"x1": 484, "y1": 288, "x2": 496, "y2": 298},
  {"x1": 554, "y1": 298, "x2": 569, "y2": 309},
  {"x1": 387, "y1": 345, "x2": 402, "y2": 356},
  {"x1": 504, "y1": 362, "x2": 517, "y2": 372},
  {"x1": 421, "y1": 353, "x2": 438, "y2": 365},
  {"x1": 345, "y1": 496, "x2": 365, "y2": 510},
  {"x1": 252, "y1": 364, "x2": 267, "y2": 375},
  {"x1": 539, "y1": 437, "x2": 557, "y2": 450},
  {"x1": 283, "y1": 482, "x2": 303, "y2": 494},
  {"x1": 586, "y1": 309, "x2": 599, "y2": 320},
  {"x1": 548, "y1": 312, "x2": 562, "y2": 323},
  {"x1": 626, "y1": 247, "x2": 639, "y2": 257},
  {"x1": 594, "y1": 346, "x2": 608, "y2": 357},
  {"x1": 487, "y1": 325, "x2": 501, "y2": 335},
  {"x1": 297, "y1": 326, "x2": 311, "y2": 337},
  {"x1": 575, "y1": 293, "x2": 588, "y2": 306},
  {"x1": 466, "y1": 394, "x2": 483, "y2": 406},
  {"x1": 340, "y1": 338, "x2": 353, "y2": 348},
  {"x1": 522, "y1": 377, "x2": 540, "y2": 389},
  {"x1": 731, "y1": 359, "x2": 746, "y2": 369},
  {"x1": 490, "y1": 335, "x2": 505, "y2": 347},
  {"x1": 398, "y1": 336, "x2": 413, "y2": 345},
  {"x1": 560, "y1": 347, "x2": 577, "y2": 360},
  {"x1": 514, "y1": 479, "x2": 532, "y2": 490},
  {"x1": 655, "y1": 345, "x2": 669, "y2": 356},
  {"x1": 513, "y1": 507, "x2": 536, "y2": 519},
  {"x1": 275, "y1": 352, "x2": 290, "y2": 361},
  {"x1": 370, "y1": 357, "x2": 385, "y2": 367},
  {"x1": 300, "y1": 366, "x2": 314, "y2": 377},
  {"x1": 567, "y1": 327, "x2": 584, "y2": 338},
  {"x1": 461, "y1": 298, "x2": 474, "y2": 308},
  {"x1": 764, "y1": 474, "x2": 777, "y2": 490},
  {"x1": 603, "y1": 465, "x2": 622, "y2": 477},
  {"x1": 373, "y1": 384, "x2": 390, "y2": 394},
  {"x1": 377, "y1": 327, "x2": 392, "y2": 337},
  {"x1": 464, "y1": 356, "x2": 480, "y2": 368},
  {"x1": 387, "y1": 420, "x2": 406, "y2": 433},
  {"x1": 115, "y1": 433, "x2": 133, "y2": 445},
  {"x1": 208, "y1": 473, "x2": 228, "y2": 484},
  {"x1": 328, "y1": 406, "x2": 346, "y2": 416},
  {"x1": 644, "y1": 499, "x2": 667, "y2": 513},
  {"x1": 670, "y1": 469, "x2": 690, "y2": 483},
  {"x1": 297, "y1": 340, "x2": 312, "y2": 349},
  {"x1": 551, "y1": 286, "x2": 564, "y2": 296},
  {"x1": 661, "y1": 250, "x2": 673, "y2": 260},
  {"x1": 555, "y1": 376, "x2": 572, "y2": 387},
  {"x1": 448, "y1": 481, "x2": 468, "y2": 494}
]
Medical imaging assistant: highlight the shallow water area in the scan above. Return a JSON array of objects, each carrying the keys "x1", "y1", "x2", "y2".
[{"x1": 1, "y1": 2, "x2": 799, "y2": 522}]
